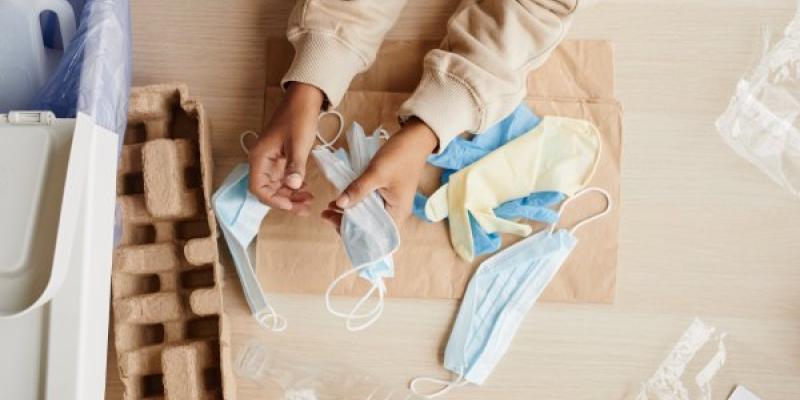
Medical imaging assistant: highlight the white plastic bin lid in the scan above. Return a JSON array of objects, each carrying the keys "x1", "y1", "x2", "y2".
[{"x1": 0, "y1": 111, "x2": 89, "y2": 318}]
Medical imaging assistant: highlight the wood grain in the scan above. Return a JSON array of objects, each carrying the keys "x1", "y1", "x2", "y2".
[{"x1": 112, "y1": 1, "x2": 800, "y2": 399}]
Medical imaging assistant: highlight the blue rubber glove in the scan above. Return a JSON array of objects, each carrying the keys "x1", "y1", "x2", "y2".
[
  {"x1": 494, "y1": 191, "x2": 564, "y2": 221},
  {"x1": 414, "y1": 191, "x2": 565, "y2": 256},
  {"x1": 413, "y1": 104, "x2": 566, "y2": 256},
  {"x1": 429, "y1": 104, "x2": 542, "y2": 179}
]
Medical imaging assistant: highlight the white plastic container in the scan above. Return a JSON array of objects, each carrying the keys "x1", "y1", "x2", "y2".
[
  {"x1": 0, "y1": 111, "x2": 119, "y2": 399},
  {"x1": 0, "y1": 0, "x2": 77, "y2": 111},
  {"x1": 0, "y1": 111, "x2": 85, "y2": 317}
]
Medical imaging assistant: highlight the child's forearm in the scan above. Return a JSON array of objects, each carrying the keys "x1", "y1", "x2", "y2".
[
  {"x1": 280, "y1": 0, "x2": 582, "y2": 157},
  {"x1": 281, "y1": 0, "x2": 408, "y2": 108}
]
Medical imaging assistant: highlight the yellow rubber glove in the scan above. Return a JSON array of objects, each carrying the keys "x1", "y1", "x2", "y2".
[{"x1": 424, "y1": 116, "x2": 602, "y2": 261}]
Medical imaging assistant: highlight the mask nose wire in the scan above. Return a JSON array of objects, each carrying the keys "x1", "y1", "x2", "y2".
[{"x1": 548, "y1": 187, "x2": 612, "y2": 235}]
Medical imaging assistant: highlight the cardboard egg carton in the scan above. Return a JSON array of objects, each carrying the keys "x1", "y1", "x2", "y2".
[{"x1": 113, "y1": 84, "x2": 235, "y2": 400}]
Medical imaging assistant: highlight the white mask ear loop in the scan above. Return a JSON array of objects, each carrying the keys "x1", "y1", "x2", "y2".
[
  {"x1": 218, "y1": 222, "x2": 287, "y2": 332},
  {"x1": 409, "y1": 369, "x2": 468, "y2": 399},
  {"x1": 324, "y1": 263, "x2": 385, "y2": 332},
  {"x1": 255, "y1": 306, "x2": 288, "y2": 332},
  {"x1": 239, "y1": 130, "x2": 259, "y2": 155},
  {"x1": 367, "y1": 388, "x2": 410, "y2": 400},
  {"x1": 316, "y1": 110, "x2": 345, "y2": 150},
  {"x1": 548, "y1": 187, "x2": 612, "y2": 235},
  {"x1": 376, "y1": 126, "x2": 390, "y2": 141},
  {"x1": 344, "y1": 283, "x2": 384, "y2": 332}
]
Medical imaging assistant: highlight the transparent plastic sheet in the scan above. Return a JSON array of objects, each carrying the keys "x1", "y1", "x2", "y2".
[
  {"x1": 636, "y1": 318, "x2": 728, "y2": 400},
  {"x1": 30, "y1": 0, "x2": 132, "y2": 146},
  {"x1": 716, "y1": 8, "x2": 800, "y2": 196},
  {"x1": 236, "y1": 340, "x2": 425, "y2": 400}
]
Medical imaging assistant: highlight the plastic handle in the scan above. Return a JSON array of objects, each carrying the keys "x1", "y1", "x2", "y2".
[{"x1": 32, "y1": 0, "x2": 77, "y2": 51}]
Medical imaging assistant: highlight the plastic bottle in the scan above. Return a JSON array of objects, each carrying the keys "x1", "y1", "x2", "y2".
[{"x1": 236, "y1": 340, "x2": 425, "y2": 400}]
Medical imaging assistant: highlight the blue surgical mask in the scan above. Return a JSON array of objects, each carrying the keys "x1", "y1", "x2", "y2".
[
  {"x1": 312, "y1": 116, "x2": 400, "y2": 331},
  {"x1": 212, "y1": 163, "x2": 287, "y2": 332},
  {"x1": 410, "y1": 188, "x2": 611, "y2": 397}
]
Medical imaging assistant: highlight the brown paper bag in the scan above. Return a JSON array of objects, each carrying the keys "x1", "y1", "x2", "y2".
[{"x1": 257, "y1": 40, "x2": 622, "y2": 303}]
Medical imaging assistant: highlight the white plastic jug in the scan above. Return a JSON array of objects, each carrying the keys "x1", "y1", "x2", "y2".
[{"x1": 0, "y1": 0, "x2": 77, "y2": 112}]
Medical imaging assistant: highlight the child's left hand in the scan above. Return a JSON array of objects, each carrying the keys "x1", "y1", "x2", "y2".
[{"x1": 321, "y1": 118, "x2": 438, "y2": 230}]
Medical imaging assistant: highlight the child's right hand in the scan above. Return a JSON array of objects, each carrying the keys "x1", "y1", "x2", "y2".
[{"x1": 248, "y1": 82, "x2": 324, "y2": 215}]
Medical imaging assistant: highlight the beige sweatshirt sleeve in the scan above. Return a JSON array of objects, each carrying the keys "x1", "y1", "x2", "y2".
[
  {"x1": 283, "y1": 0, "x2": 580, "y2": 151},
  {"x1": 399, "y1": 0, "x2": 581, "y2": 150},
  {"x1": 282, "y1": 0, "x2": 407, "y2": 107}
]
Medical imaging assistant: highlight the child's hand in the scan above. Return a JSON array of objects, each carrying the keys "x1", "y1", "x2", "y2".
[
  {"x1": 249, "y1": 83, "x2": 324, "y2": 215},
  {"x1": 322, "y1": 118, "x2": 438, "y2": 229}
]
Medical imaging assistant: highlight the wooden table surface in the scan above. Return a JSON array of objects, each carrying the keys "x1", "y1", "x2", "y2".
[{"x1": 107, "y1": 1, "x2": 800, "y2": 398}]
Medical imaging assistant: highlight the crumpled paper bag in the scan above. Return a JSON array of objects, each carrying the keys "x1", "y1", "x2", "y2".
[{"x1": 256, "y1": 40, "x2": 622, "y2": 303}]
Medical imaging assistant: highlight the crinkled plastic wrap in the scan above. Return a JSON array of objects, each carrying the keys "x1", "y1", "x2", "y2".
[
  {"x1": 30, "y1": 0, "x2": 131, "y2": 244},
  {"x1": 636, "y1": 318, "x2": 727, "y2": 400},
  {"x1": 30, "y1": 0, "x2": 131, "y2": 146},
  {"x1": 716, "y1": 10, "x2": 800, "y2": 195}
]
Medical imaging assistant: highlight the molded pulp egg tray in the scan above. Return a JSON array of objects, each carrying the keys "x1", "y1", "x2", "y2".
[{"x1": 112, "y1": 84, "x2": 235, "y2": 399}]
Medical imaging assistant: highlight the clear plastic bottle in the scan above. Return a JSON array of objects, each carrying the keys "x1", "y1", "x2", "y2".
[{"x1": 235, "y1": 340, "x2": 425, "y2": 400}]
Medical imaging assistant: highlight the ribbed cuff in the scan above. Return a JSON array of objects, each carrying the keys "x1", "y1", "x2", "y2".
[
  {"x1": 398, "y1": 68, "x2": 482, "y2": 153},
  {"x1": 282, "y1": 32, "x2": 366, "y2": 108}
]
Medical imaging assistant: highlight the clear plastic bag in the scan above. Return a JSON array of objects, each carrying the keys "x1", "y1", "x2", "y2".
[
  {"x1": 236, "y1": 340, "x2": 425, "y2": 400},
  {"x1": 30, "y1": 0, "x2": 131, "y2": 144},
  {"x1": 716, "y1": 9, "x2": 800, "y2": 196},
  {"x1": 27, "y1": 0, "x2": 132, "y2": 245}
]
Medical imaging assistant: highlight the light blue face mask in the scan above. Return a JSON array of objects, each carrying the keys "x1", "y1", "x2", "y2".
[
  {"x1": 410, "y1": 188, "x2": 612, "y2": 398},
  {"x1": 212, "y1": 163, "x2": 287, "y2": 332},
  {"x1": 312, "y1": 115, "x2": 400, "y2": 331}
]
